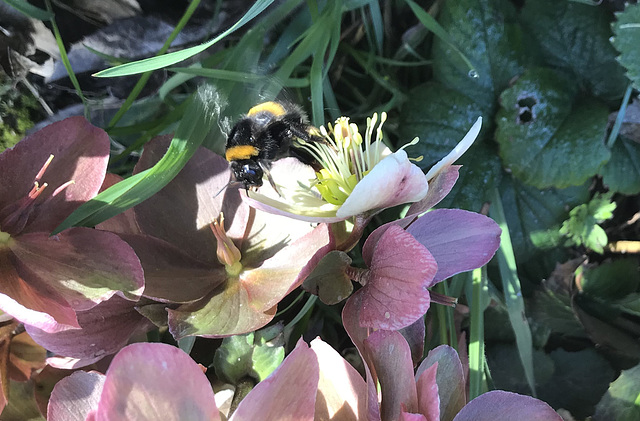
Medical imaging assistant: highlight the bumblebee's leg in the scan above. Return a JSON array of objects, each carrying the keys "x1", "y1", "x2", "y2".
[{"x1": 258, "y1": 160, "x2": 283, "y2": 197}]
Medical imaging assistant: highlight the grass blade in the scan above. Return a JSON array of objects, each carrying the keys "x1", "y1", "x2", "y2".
[
  {"x1": 2, "y1": 0, "x2": 53, "y2": 20},
  {"x1": 53, "y1": 86, "x2": 222, "y2": 233},
  {"x1": 94, "y1": 0, "x2": 274, "y2": 78},
  {"x1": 490, "y1": 188, "x2": 537, "y2": 396},
  {"x1": 468, "y1": 267, "x2": 489, "y2": 399}
]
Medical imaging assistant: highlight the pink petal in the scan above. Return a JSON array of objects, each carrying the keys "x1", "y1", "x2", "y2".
[
  {"x1": 408, "y1": 166, "x2": 461, "y2": 214},
  {"x1": 0, "y1": 116, "x2": 110, "y2": 233},
  {"x1": 242, "y1": 223, "x2": 332, "y2": 311},
  {"x1": 133, "y1": 136, "x2": 235, "y2": 265},
  {"x1": 416, "y1": 363, "x2": 440, "y2": 421},
  {"x1": 364, "y1": 330, "x2": 418, "y2": 421},
  {"x1": 168, "y1": 224, "x2": 331, "y2": 338},
  {"x1": 342, "y1": 291, "x2": 382, "y2": 421},
  {"x1": 230, "y1": 339, "x2": 318, "y2": 421},
  {"x1": 416, "y1": 345, "x2": 466, "y2": 421},
  {"x1": 48, "y1": 371, "x2": 105, "y2": 421},
  {"x1": 25, "y1": 295, "x2": 153, "y2": 362},
  {"x1": 95, "y1": 343, "x2": 219, "y2": 421},
  {"x1": 406, "y1": 209, "x2": 501, "y2": 282},
  {"x1": 311, "y1": 337, "x2": 367, "y2": 420},
  {"x1": 359, "y1": 225, "x2": 437, "y2": 330},
  {"x1": 399, "y1": 317, "x2": 426, "y2": 366},
  {"x1": 401, "y1": 412, "x2": 428, "y2": 421},
  {"x1": 0, "y1": 250, "x2": 79, "y2": 331},
  {"x1": 168, "y1": 280, "x2": 277, "y2": 339},
  {"x1": 452, "y1": 391, "x2": 562, "y2": 421},
  {"x1": 10, "y1": 228, "x2": 144, "y2": 309},
  {"x1": 337, "y1": 150, "x2": 429, "y2": 219},
  {"x1": 118, "y1": 233, "x2": 222, "y2": 303}
]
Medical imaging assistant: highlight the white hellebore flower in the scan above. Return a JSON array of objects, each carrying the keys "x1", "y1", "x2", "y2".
[{"x1": 243, "y1": 114, "x2": 483, "y2": 223}]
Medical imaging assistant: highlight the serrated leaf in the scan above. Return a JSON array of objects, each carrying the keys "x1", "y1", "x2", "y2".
[
  {"x1": 594, "y1": 364, "x2": 640, "y2": 421},
  {"x1": 399, "y1": 82, "x2": 502, "y2": 212},
  {"x1": 601, "y1": 136, "x2": 640, "y2": 195},
  {"x1": 499, "y1": 174, "x2": 590, "y2": 262},
  {"x1": 496, "y1": 67, "x2": 610, "y2": 189},
  {"x1": 612, "y1": 3, "x2": 640, "y2": 91},
  {"x1": 522, "y1": 0, "x2": 628, "y2": 99},
  {"x1": 432, "y1": 0, "x2": 529, "y2": 115},
  {"x1": 560, "y1": 193, "x2": 615, "y2": 253}
]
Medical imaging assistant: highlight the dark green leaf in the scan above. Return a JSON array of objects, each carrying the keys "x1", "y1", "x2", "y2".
[
  {"x1": 601, "y1": 136, "x2": 640, "y2": 195},
  {"x1": 496, "y1": 67, "x2": 610, "y2": 189},
  {"x1": 538, "y1": 349, "x2": 615, "y2": 419},
  {"x1": 522, "y1": 0, "x2": 628, "y2": 99},
  {"x1": 400, "y1": 82, "x2": 502, "y2": 212},
  {"x1": 432, "y1": 0, "x2": 529, "y2": 115},
  {"x1": 582, "y1": 258, "x2": 640, "y2": 302},
  {"x1": 594, "y1": 364, "x2": 640, "y2": 421},
  {"x1": 499, "y1": 174, "x2": 590, "y2": 262},
  {"x1": 53, "y1": 86, "x2": 222, "y2": 233},
  {"x1": 611, "y1": 2, "x2": 640, "y2": 91}
]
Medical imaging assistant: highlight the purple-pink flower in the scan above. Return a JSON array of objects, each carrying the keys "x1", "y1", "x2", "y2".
[{"x1": 0, "y1": 117, "x2": 144, "y2": 333}]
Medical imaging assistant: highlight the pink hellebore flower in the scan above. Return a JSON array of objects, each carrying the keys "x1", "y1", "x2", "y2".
[
  {"x1": 244, "y1": 114, "x2": 482, "y2": 223},
  {"x1": 107, "y1": 136, "x2": 332, "y2": 338},
  {"x1": 0, "y1": 117, "x2": 144, "y2": 333}
]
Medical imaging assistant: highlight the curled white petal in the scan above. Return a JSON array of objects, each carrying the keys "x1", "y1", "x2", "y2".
[
  {"x1": 336, "y1": 150, "x2": 429, "y2": 219},
  {"x1": 425, "y1": 116, "x2": 482, "y2": 181}
]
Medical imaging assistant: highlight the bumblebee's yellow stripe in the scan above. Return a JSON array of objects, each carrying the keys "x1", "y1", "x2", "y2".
[
  {"x1": 247, "y1": 101, "x2": 286, "y2": 117},
  {"x1": 226, "y1": 145, "x2": 259, "y2": 161}
]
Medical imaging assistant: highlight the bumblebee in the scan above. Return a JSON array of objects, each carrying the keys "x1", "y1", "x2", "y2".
[{"x1": 225, "y1": 101, "x2": 321, "y2": 191}]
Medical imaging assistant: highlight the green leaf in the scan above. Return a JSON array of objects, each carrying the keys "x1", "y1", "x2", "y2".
[
  {"x1": 601, "y1": 135, "x2": 640, "y2": 195},
  {"x1": 490, "y1": 188, "x2": 537, "y2": 396},
  {"x1": 432, "y1": 0, "x2": 529, "y2": 115},
  {"x1": 400, "y1": 82, "x2": 502, "y2": 212},
  {"x1": 486, "y1": 344, "x2": 554, "y2": 395},
  {"x1": 53, "y1": 86, "x2": 221, "y2": 233},
  {"x1": 611, "y1": 2, "x2": 640, "y2": 91},
  {"x1": 539, "y1": 349, "x2": 615, "y2": 420},
  {"x1": 93, "y1": 0, "x2": 274, "y2": 77},
  {"x1": 560, "y1": 193, "x2": 616, "y2": 253},
  {"x1": 2, "y1": 0, "x2": 53, "y2": 20},
  {"x1": 594, "y1": 364, "x2": 640, "y2": 421},
  {"x1": 212, "y1": 324, "x2": 285, "y2": 385},
  {"x1": 581, "y1": 258, "x2": 640, "y2": 302},
  {"x1": 499, "y1": 174, "x2": 590, "y2": 262},
  {"x1": 496, "y1": 67, "x2": 610, "y2": 189},
  {"x1": 522, "y1": 0, "x2": 628, "y2": 99}
]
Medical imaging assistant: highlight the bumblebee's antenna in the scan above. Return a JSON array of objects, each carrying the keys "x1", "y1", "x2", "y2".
[
  {"x1": 213, "y1": 180, "x2": 243, "y2": 198},
  {"x1": 259, "y1": 161, "x2": 283, "y2": 198}
]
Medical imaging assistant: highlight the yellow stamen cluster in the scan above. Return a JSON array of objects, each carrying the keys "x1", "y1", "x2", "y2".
[{"x1": 297, "y1": 113, "x2": 388, "y2": 205}]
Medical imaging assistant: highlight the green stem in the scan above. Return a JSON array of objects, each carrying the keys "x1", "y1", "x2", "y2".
[{"x1": 107, "y1": 0, "x2": 202, "y2": 130}]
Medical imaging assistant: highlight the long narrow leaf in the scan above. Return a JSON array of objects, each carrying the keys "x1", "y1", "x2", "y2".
[
  {"x1": 53, "y1": 86, "x2": 222, "y2": 233},
  {"x1": 468, "y1": 267, "x2": 488, "y2": 399},
  {"x1": 405, "y1": 0, "x2": 476, "y2": 75},
  {"x1": 94, "y1": 0, "x2": 274, "y2": 78},
  {"x1": 490, "y1": 188, "x2": 537, "y2": 396},
  {"x1": 2, "y1": 0, "x2": 53, "y2": 20}
]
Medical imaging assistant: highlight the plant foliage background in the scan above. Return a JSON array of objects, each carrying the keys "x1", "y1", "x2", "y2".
[{"x1": 0, "y1": 0, "x2": 639, "y2": 419}]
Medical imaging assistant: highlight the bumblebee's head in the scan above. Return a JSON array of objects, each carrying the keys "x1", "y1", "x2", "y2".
[{"x1": 231, "y1": 159, "x2": 263, "y2": 189}]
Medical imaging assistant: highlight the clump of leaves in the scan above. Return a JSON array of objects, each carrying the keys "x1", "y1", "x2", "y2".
[{"x1": 559, "y1": 193, "x2": 616, "y2": 253}]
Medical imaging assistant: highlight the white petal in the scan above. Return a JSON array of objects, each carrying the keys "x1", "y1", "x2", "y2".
[
  {"x1": 336, "y1": 150, "x2": 429, "y2": 219},
  {"x1": 425, "y1": 116, "x2": 482, "y2": 181}
]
